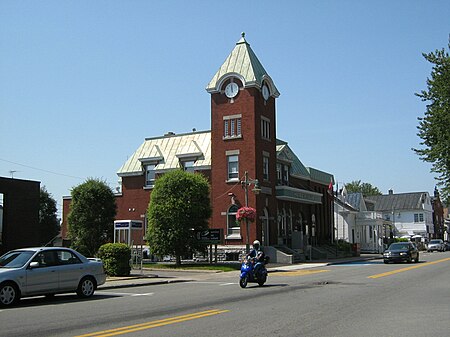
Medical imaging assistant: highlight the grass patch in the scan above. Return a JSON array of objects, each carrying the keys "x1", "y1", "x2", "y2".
[{"x1": 143, "y1": 263, "x2": 240, "y2": 272}]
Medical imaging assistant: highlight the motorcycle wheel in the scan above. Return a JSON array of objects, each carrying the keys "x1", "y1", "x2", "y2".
[
  {"x1": 258, "y1": 276, "x2": 266, "y2": 287},
  {"x1": 239, "y1": 276, "x2": 248, "y2": 288}
]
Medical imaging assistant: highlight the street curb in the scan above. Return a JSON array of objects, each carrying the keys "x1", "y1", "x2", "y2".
[{"x1": 98, "y1": 279, "x2": 192, "y2": 290}]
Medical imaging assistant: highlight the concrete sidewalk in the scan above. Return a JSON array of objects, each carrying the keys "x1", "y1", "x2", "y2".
[{"x1": 98, "y1": 253, "x2": 382, "y2": 291}]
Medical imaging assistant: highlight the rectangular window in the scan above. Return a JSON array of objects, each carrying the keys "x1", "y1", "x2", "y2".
[
  {"x1": 263, "y1": 156, "x2": 269, "y2": 181},
  {"x1": 414, "y1": 213, "x2": 424, "y2": 223},
  {"x1": 224, "y1": 120, "x2": 229, "y2": 138},
  {"x1": 261, "y1": 118, "x2": 270, "y2": 140},
  {"x1": 227, "y1": 155, "x2": 239, "y2": 181},
  {"x1": 283, "y1": 165, "x2": 289, "y2": 184},
  {"x1": 223, "y1": 115, "x2": 242, "y2": 139},
  {"x1": 145, "y1": 164, "x2": 156, "y2": 186}
]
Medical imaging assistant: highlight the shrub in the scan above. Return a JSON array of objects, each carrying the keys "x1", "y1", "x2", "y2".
[{"x1": 98, "y1": 243, "x2": 131, "y2": 276}]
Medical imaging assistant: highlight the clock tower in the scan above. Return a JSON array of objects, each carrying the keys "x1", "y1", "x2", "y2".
[{"x1": 206, "y1": 33, "x2": 280, "y2": 249}]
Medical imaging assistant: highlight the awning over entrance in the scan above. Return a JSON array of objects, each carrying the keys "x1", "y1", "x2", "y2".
[{"x1": 276, "y1": 186, "x2": 322, "y2": 204}]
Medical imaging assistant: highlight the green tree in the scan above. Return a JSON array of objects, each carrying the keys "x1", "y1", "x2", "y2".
[
  {"x1": 67, "y1": 178, "x2": 117, "y2": 257},
  {"x1": 345, "y1": 180, "x2": 382, "y2": 196},
  {"x1": 146, "y1": 170, "x2": 212, "y2": 266},
  {"x1": 39, "y1": 186, "x2": 60, "y2": 245},
  {"x1": 414, "y1": 39, "x2": 450, "y2": 200}
]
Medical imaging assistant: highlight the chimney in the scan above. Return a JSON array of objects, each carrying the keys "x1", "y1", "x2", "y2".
[{"x1": 388, "y1": 189, "x2": 394, "y2": 195}]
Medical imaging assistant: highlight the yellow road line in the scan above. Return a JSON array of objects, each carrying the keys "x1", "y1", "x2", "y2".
[
  {"x1": 368, "y1": 257, "x2": 450, "y2": 279},
  {"x1": 73, "y1": 309, "x2": 229, "y2": 337},
  {"x1": 271, "y1": 269, "x2": 330, "y2": 276}
]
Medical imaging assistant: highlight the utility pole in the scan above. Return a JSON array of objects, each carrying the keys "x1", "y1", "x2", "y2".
[{"x1": 241, "y1": 171, "x2": 261, "y2": 253}]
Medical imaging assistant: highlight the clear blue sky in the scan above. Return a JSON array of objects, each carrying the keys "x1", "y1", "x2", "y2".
[{"x1": 1, "y1": 1, "x2": 449, "y2": 217}]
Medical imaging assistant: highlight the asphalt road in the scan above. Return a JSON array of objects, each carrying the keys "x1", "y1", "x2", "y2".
[{"x1": 2, "y1": 251, "x2": 450, "y2": 337}]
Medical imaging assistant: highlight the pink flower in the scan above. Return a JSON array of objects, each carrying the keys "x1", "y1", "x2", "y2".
[{"x1": 236, "y1": 207, "x2": 256, "y2": 222}]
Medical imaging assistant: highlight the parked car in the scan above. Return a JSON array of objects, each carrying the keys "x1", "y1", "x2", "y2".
[
  {"x1": 0, "y1": 247, "x2": 106, "y2": 307},
  {"x1": 427, "y1": 239, "x2": 445, "y2": 252},
  {"x1": 383, "y1": 242, "x2": 419, "y2": 264}
]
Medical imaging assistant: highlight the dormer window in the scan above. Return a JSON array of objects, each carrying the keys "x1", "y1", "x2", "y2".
[
  {"x1": 181, "y1": 160, "x2": 195, "y2": 173},
  {"x1": 139, "y1": 154, "x2": 164, "y2": 189},
  {"x1": 145, "y1": 164, "x2": 157, "y2": 186}
]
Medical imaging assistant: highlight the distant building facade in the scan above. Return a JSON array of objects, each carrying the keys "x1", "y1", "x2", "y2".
[{"x1": 366, "y1": 190, "x2": 433, "y2": 240}]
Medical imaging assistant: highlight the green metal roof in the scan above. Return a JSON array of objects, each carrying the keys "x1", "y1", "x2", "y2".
[
  {"x1": 206, "y1": 33, "x2": 280, "y2": 97},
  {"x1": 117, "y1": 131, "x2": 211, "y2": 177},
  {"x1": 276, "y1": 140, "x2": 334, "y2": 185}
]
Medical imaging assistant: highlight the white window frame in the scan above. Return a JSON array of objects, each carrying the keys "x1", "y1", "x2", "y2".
[
  {"x1": 227, "y1": 154, "x2": 239, "y2": 181},
  {"x1": 227, "y1": 204, "x2": 240, "y2": 237}
]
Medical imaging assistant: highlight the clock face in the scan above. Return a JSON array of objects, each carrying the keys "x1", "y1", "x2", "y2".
[
  {"x1": 262, "y1": 84, "x2": 270, "y2": 100},
  {"x1": 225, "y1": 82, "x2": 239, "y2": 98}
]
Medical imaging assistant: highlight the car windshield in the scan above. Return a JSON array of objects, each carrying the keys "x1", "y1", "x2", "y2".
[
  {"x1": 0, "y1": 250, "x2": 35, "y2": 268},
  {"x1": 389, "y1": 243, "x2": 409, "y2": 250},
  {"x1": 430, "y1": 240, "x2": 441, "y2": 244}
]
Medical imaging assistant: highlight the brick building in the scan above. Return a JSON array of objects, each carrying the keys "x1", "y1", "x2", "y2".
[{"x1": 62, "y1": 34, "x2": 335, "y2": 261}]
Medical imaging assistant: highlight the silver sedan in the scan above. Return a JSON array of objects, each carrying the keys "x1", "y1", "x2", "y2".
[{"x1": 0, "y1": 247, "x2": 106, "y2": 307}]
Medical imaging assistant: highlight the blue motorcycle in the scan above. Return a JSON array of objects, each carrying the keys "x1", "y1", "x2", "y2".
[{"x1": 239, "y1": 256, "x2": 269, "y2": 288}]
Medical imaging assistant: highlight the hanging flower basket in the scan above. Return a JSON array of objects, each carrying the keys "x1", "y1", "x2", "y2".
[{"x1": 236, "y1": 206, "x2": 257, "y2": 222}]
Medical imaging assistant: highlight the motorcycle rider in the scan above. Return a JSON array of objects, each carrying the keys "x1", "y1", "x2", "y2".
[{"x1": 247, "y1": 240, "x2": 265, "y2": 277}]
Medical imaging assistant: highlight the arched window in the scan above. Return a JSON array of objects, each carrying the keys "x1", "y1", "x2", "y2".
[{"x1": 227, "y1": 205, "x2": 240, "y2": 237}]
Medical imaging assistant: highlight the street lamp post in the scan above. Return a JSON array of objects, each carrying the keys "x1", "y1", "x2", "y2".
[{"x1": 241, "y1": 171, "x2": 261, "y2": 253}]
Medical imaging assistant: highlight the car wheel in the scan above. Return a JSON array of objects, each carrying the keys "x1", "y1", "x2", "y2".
[
  {"x1": 383, "y1": 260, "x2": 389, "y2": 264},
  {"x1": 0, "y1": 282, "x2": 19, "y2": 307},
  {"x1": 77, "y1": 277, "x2": 96, "y2": 298}
]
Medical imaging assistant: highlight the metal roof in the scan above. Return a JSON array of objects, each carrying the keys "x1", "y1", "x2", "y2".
[
  {"x1": 365, "y1": 192, "x2": 429, "y2": 211},
  {"x1": 117, "y1": 131, "x2": 211, "y2": 176},
  {"x1": 118, "y1": 133, "x2": 334, "y2": 186},
  {"x1": 276, "y1": 139, "x2": 334, "y2": 185},
  {"x1": 206, "y1": 33, "x2": 280, "y2": 97}
]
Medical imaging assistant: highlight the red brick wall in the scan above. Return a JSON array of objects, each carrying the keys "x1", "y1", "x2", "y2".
[{"x1": 210, "y1": 84, "x2": 278, "y2": 246}]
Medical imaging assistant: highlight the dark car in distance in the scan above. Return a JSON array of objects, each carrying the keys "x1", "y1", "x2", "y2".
[{"x1": 383, "y1": 242, "x2": 419, "y2": 264}]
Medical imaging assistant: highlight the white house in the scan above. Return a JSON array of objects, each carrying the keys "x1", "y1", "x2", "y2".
[{"x1": 366, "y1": 190, "x2": 433, "y2": 240}]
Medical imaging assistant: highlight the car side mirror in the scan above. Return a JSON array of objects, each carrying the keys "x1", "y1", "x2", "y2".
[{"x1": 29, "y1": 261, "x2": 39, "y2": 269}]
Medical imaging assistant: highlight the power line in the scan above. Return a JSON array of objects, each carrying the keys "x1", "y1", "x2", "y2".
[{"x1": 0, "y1": 158, "x2": 84, "y2": 180}]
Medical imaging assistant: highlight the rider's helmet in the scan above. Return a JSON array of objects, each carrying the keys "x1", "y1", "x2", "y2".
[{"x1": 253, "y1": 240, "x2": 260, "y2": 250}]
